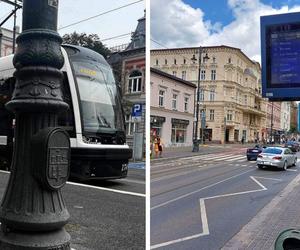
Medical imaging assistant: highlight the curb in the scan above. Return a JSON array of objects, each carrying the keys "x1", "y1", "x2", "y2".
[{"x1": 222, "y1": 171, "x2": 300, "y2": 250}]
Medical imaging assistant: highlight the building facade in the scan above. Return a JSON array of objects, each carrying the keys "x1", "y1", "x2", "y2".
[
  {"x1": 151, "y1": 46, "x2": 267, "y2": 143},
  {"x1": 150, "y1": 68, "x2": 196, "y2": 147},
  {"x1": 0, "y1": 27, "x2": 19, "y2": 57},
  {"x1": 108, "y1": 14, "x2": 145, "y2": 159},
  {"x1": 280, "y1": 102, "x2": 291, "y2": 133}
]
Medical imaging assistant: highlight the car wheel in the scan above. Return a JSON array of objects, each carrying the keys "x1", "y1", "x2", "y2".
[
  {"x1": 283, "y1": 161, "x2": 287, "y2": 171},
  {"x1": 293, "y1": 158, "x2": 297, "y2": 166},
  {"x1": 257, "y1": 165, "x2": 263, "y2": 169},
  {"x1": 247, "y1": 157, "x2": 250, "y2": 161}
]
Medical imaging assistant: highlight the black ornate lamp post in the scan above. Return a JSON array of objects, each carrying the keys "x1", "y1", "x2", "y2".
[
  {"x1": 191, "y1": 47, "x2": 209, "y2": 152},
  {"x1": 0, "y1": 0, "x2": 71, "y2": 249}
]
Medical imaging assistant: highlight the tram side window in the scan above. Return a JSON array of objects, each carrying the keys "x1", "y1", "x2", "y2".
[
  {"x1": 0, "y1": 77, "x2": 15, "y2": 139},
  {"x1": 58, "y1": 72, "x2": 76, "y2": 137}
]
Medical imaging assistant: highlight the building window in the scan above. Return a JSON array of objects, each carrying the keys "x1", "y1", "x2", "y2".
[
  {"x1": 171, "y1": 123, "x2": 187, "y2": 143},
  {"x1": 165, "y1": 59, "x2": 167, "y2": 65},
  {"x1": 244, "y1": 95, "x2": 247, "y2": 105},
  {"x1": 159, "y1": 90, "x2": 165, "y2": 107},
  {"x1": 156, "y1": 59, "x2": 159, "y2": 65},
  {"x1": 211, "y1": 69, "x2": 216, "y2": 81},
  {"x1": 184, "y1": 97, "x2": 189, "y2": 112},
  {"x1": 227, "y1": 110, "x2": 233, "y2": 121},
  {"x1": 228, "y1": 57, "x2": 232, "y2": 64},
  {"x1": 212, "y1": 56, "x2": 216, "y2": 63},
  {"x1": 192, "y1": 55, "x2": 196, "y2": 63},
  {"x1": 182, "y1": 71, "x2": 186, "y2": 80},
  {"x1": 172, "y1": 94, "x2": 177, "y2": 110},
  {"x1": 125, "y1": 114, "x2": 138, "y2": 136},
  {"x1": 174, "y1": 59, "x2": 177, "y2": 65},
  {"x1": 199, "y1": 88, "x2": 204, "y2": 101},
  {"x1": 172, "y1": 71, "x2": 177, "y2": 77},
  {"x1": 200, "y1": 70, "x2": 206, "y2": 80},
  {"x1": 209, "y1": 89, "x2": 215, "y2": 101},
  {"x1": 128, "y1": 70, "x2": 142, "y2": 93},
  {"x1": 209, "y1": 109, "x2": 214, "y2": 121},
  {"x1": 200, "y1": 109, "x2": 205, "y2": 119},
  {"x1": 183, "y1": 58, "x2": 186, "y2": 64}
]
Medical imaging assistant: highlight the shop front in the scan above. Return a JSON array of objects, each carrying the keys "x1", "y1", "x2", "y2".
[
  {"x1": 171, "y1": 118, "x2": 189, "y2": 145},
  {"x1": 150, "y1": 115, "x2": 165, "y2": 140}
]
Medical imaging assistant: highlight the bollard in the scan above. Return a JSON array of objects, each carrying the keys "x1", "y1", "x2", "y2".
[{"x1": 274, "y1": 229, "x2": 300, "y2": 250}]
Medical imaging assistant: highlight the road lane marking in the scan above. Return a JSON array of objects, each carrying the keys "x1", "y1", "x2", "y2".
[
  {"x1": 286, "y1": 169, "x2": 298, "y2": 172},
  {"x1": 0, "y1": 170, "x2": 145, "y2": 198},
  {"x1": 151, "y1": 176, "x2": 279, "y2": 249},
  {"x1": 67, "y1": 181, "x2": 146, "y2": 197},
  {"x1": 225, "y1": 156, "x2": 247, "y2": 162},
  {"x1": 151, "y1": 169, "x2": 254, "y2": 210}
]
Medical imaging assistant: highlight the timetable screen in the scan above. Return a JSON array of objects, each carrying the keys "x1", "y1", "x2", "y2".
[{"x1": 267, "y1": 22, "x2": 300, "y2": 87}]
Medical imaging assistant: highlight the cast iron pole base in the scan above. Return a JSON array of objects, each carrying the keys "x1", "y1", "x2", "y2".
[
  {"x1": 192, "y1": 140, "x2": 200, "y2": 152},
  {"x1": 0, "y1": 228, "x2": 70, "y2": 249}
]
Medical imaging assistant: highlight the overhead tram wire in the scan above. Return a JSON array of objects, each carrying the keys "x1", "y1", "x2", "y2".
[
  {"x1": 101, "y1": 32, "x2": 132, "y2": 42},
  {"x1": 58, "y1": 0, "x2": 144, "y2": 31}
]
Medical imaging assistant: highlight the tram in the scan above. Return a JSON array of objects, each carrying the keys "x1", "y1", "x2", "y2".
[{"x1": 0, "y1": 44, "x2": 132, "y2": 180}]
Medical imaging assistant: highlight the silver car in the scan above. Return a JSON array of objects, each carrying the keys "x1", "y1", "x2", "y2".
[{"x1": 256, "y1": 147, "x2": 297, "y2": 170}]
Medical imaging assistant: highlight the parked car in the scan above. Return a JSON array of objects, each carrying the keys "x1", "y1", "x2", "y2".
[
  {"x1": 284, "y1": 141, "x2": 300, "y2": 152},
  {"x1": 246, "y1": 145, "x2": 265, "y2": 160},
  {"x1": 256, "y1": 147, "x2": 297, "y2": 170}
]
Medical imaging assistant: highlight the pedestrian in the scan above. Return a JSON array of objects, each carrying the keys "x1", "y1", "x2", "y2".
[
  {"x1": 157, "y1": 136, "x2": 163, "y2": 157},
  {"x1": 154, "y1": 137, "x2": 159, "y2": 158},
  {"x1": 241, "y1": 136, "x2": 245, "y2": 144}
]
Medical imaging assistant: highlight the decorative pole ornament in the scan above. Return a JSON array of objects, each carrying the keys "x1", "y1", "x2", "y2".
[{"x1": 0, "y1": 0, "x2": 71, "y2": 249}]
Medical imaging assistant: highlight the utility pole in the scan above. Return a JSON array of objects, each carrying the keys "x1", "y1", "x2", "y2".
[
  {"x1": 271, "y1": 101, "x2": 274, "y2": 144},
  {"x1": 0, "y1": 0, "x2": 71, "y2": 249}
]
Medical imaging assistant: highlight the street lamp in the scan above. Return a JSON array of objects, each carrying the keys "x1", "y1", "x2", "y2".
[
  {"x1": 0, "y1": 0, "x2": 71, "y2": 249},
  {"x1": 191, "y1": 47, "x2": 209, "y2": 152}
]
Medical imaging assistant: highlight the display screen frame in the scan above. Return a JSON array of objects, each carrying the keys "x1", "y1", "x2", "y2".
[{"x1": 261, "y1": 12, "x2": 300, "y2": 100}]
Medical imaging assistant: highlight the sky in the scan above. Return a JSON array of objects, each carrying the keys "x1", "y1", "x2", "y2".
[
  {"x1": 151, "y1": 0, "x2": 300, "y2": 62},
  {"x1": 0, "y1": 0, "x2": 145, "y2": 49}
]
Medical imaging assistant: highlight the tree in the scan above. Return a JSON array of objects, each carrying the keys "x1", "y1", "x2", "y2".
[{"x1": 62, "y1": 32, "x2": 111, "y2": 58}]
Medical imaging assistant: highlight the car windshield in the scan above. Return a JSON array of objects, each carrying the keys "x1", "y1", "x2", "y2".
[{"x1": 263, "y1": 148, "x2": 282, "y2": 154}]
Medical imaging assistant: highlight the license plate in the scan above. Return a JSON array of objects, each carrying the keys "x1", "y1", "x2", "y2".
[{"x1": 252, "y1": 150, "x2": 258, "y2": 152}]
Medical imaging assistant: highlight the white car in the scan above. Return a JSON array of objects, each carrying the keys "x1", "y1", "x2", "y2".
[{"x1": 256, "y1": 147, "x2": 297, "y2": 170}]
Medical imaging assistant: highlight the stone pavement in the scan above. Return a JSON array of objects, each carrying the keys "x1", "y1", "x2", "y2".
[{"x1": 222, "y1": 171, "x2": 300, "y2": 250}]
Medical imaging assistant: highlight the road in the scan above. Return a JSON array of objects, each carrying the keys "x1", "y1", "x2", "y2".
[
  {"x1": 0, "y1": 166, "x2": 145, "y2": 250},
  {"x1": 151, "y1": 149, "x2": 300, "y2": 250}
]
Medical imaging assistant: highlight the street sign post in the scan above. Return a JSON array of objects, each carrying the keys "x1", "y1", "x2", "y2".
[{"x1": 132, "y1": 103, "x2": 143, "y2": 122}]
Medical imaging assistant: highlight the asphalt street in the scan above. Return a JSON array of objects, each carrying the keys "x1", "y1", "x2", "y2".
[
  {"x1": 151, "y1": 149, "x2": 300, "y2": 250},
  {"x1": 0, "y1": 167, "x2": 145, "y2": 250}
]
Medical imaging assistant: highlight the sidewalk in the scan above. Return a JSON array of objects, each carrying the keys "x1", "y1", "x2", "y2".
[{"x1": 222, "y1": 171, "x2": 300, "y2": 250}]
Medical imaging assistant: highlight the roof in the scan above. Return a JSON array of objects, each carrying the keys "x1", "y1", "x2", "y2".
[
  {"x1": 151, "y1": 45, "x2": 257, "y2": 66},
  {"x1": 151, "y1": 67, "x2": 196, "y2": 88},
  {"x1": 125, "y1": 15, "x2": 145, "y2": 51}
]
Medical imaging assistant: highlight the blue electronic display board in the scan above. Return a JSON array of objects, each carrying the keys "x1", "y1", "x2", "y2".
[{"x1": 261, "y1": 12, "x2": 300, "y2": 100}]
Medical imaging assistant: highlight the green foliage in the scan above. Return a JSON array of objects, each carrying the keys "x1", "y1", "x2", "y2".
[
  {"x1": 289, "y1": 125, "x2": 298, "y2": 133},
  {"x1": 62, "y1": 32, "x2": 111, "y2": 58}
]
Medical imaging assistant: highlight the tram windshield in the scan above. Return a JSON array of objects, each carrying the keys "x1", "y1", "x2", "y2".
[{"x1": 71, "y1": 58, "x2": 124, "y2": 134}]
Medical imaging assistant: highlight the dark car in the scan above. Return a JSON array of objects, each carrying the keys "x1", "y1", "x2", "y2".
[
  {"x1": 284, "y1": 141, "x2": 300, "y2": 152},
  {"x1": 246, "y1": 145, "x2": 265, "y2": 160}
]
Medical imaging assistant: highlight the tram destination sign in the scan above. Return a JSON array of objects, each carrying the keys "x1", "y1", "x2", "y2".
[{"x1": 261, "y1": 12, "x2": 300, "y2": 100}]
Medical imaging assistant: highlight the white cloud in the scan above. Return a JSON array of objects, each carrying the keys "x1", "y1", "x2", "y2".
[{"x1": 151, "y1": 0, "x2": 300, "y2": 62}]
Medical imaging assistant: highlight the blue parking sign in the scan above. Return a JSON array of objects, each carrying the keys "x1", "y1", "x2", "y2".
[{"x1": 132, "y1": 104, "x2": 142, "y2": 117}]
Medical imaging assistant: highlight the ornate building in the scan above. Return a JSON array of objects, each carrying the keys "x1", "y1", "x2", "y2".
[
  {"x1": 0, "y1": 27, "x2": 19, "y2": 57},
  {"x1": 151, "y1": 46, "x2": 267, "y2": 143},
  {"x1": 108, "y1": 14, "x2": 145, "y2": 158}
]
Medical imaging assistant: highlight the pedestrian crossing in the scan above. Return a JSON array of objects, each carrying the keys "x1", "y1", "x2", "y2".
[{"x1": 152, "y1": 153, "x2": 254, "y2": 168}]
